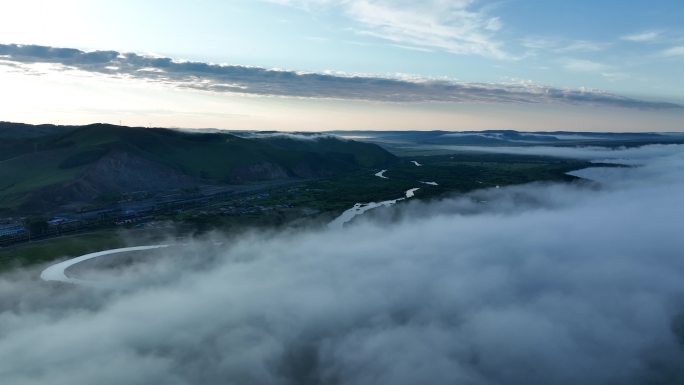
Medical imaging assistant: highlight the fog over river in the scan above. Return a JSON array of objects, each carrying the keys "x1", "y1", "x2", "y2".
[{"x1": 4, "y1": 144, "x2": 684, "y2": 385}]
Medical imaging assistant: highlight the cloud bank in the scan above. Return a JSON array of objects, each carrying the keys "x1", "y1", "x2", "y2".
[
  {"x1": 1, "y1": 144, "x2": 684, "y2": 384},
  {"x1": 1, "y1": 43, "x2": 681, "y2": 110},
  {"x1": 436, "y1": 143, "x2": 684, "y2": 163}
]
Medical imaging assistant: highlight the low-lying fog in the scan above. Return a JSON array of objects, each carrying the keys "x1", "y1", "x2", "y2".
[{"x1": 1, "y1": 144, "x2": 684, "y2": 385}]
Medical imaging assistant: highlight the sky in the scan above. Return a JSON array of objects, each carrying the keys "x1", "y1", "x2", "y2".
[{"x1": 1, "y1": 0, "x2": 684, "y2": 131}]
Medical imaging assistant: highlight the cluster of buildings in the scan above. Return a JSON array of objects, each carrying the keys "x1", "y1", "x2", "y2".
[{"x1": 0, "y1": 222, "x2": 25, "y2": 237}]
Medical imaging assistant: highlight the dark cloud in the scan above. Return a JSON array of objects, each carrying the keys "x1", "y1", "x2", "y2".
[
  {"x1": 1, "y1": 43, "x2": 681, "y2": 109},
  {"x1": 1, "y1": 144, "x2": 684, "y2": 384}
]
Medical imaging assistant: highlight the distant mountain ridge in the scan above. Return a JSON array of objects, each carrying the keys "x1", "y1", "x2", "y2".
[
  {"x1": 0, "y1": 122, "x2": 396, "y2": 212},
  {"x1": 329, "y1": 129, "x2": 684, "y2": 147}
]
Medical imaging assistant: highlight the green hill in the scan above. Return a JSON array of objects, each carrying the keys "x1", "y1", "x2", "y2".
[{"x1": 0, "y1": 123, "x2": 396, "y2": 212}]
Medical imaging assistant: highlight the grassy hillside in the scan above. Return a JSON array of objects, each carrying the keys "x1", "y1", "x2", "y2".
[
  {"x1": 0, "y1": 121, "x2": 72, "y2": 139},
  {"x1": 0, "y1": 123, "x2": 396, "y2": 212}
]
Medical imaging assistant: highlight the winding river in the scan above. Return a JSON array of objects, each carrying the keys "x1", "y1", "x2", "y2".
[
  {"x1": 328, "y1": 187, "x2": 421, "y2": 229},
  {"x1": 41, "y1": 166, "x2": 439, "y2": 284}
]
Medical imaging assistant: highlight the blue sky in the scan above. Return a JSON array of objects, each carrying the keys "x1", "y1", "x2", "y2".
[{"x1": 1, "y1": 0, "x2": 683, "y2": 131}]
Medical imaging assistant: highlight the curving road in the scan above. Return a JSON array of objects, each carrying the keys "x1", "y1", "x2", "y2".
[
  {"x1": 42, "y1": 165, "x2": 437, "y2": 281},
  {"x1": 40, "y1": 245, "x2": 169, "y2": 285}
]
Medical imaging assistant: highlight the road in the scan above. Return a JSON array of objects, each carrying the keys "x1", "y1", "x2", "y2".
[{"x1": 40, "y1": 245, "x2": 169, "y2": 286}]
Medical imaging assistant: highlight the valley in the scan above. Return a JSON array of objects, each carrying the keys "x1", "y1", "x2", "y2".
[{"x1": 0, "y1": 123, "x2": 596, "y2": 271}]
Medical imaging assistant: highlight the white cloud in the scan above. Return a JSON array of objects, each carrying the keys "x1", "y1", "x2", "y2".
[
  {"x1": 554, "y1": 40, "x2": 605, "y2": 53},
  {"x1": 484, "y1": 16, "x2": 502, "y2": 31},
  {"x1": 520, "y1": 37, "x2": 557, "y2": 50},
  {"x1": 621, "y1": 30, "x2": 661, "y2": 42},
  {"x1": 522, "y1": 38, "x2": 605, "y2": 54},
  {"x1": 389, "y1": 44, "x2": 434, "y2": 53},
  {"x1": 269, "y1": 0, "x2": 510, "y2": 59},
  {"x1": 599, "y1": 71, "x2": 629, "y2": 82},
  {"x1": 563, "y1": 59, "x2": 612, "y2": 72},
  {"x1": 662, "y1": 46, "x2": 684, "y2": 57}
]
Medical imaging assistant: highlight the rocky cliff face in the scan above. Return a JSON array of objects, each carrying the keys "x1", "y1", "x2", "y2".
[
  {"x1": 227, "y1": 161, "x2": 290, "y2": 183},
  {"x1": 22, "y1": 151, "x2": 202, "y2": 210},
  {"x1": 82, "y1": 151, "x2": 200, "y2": 192}
]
